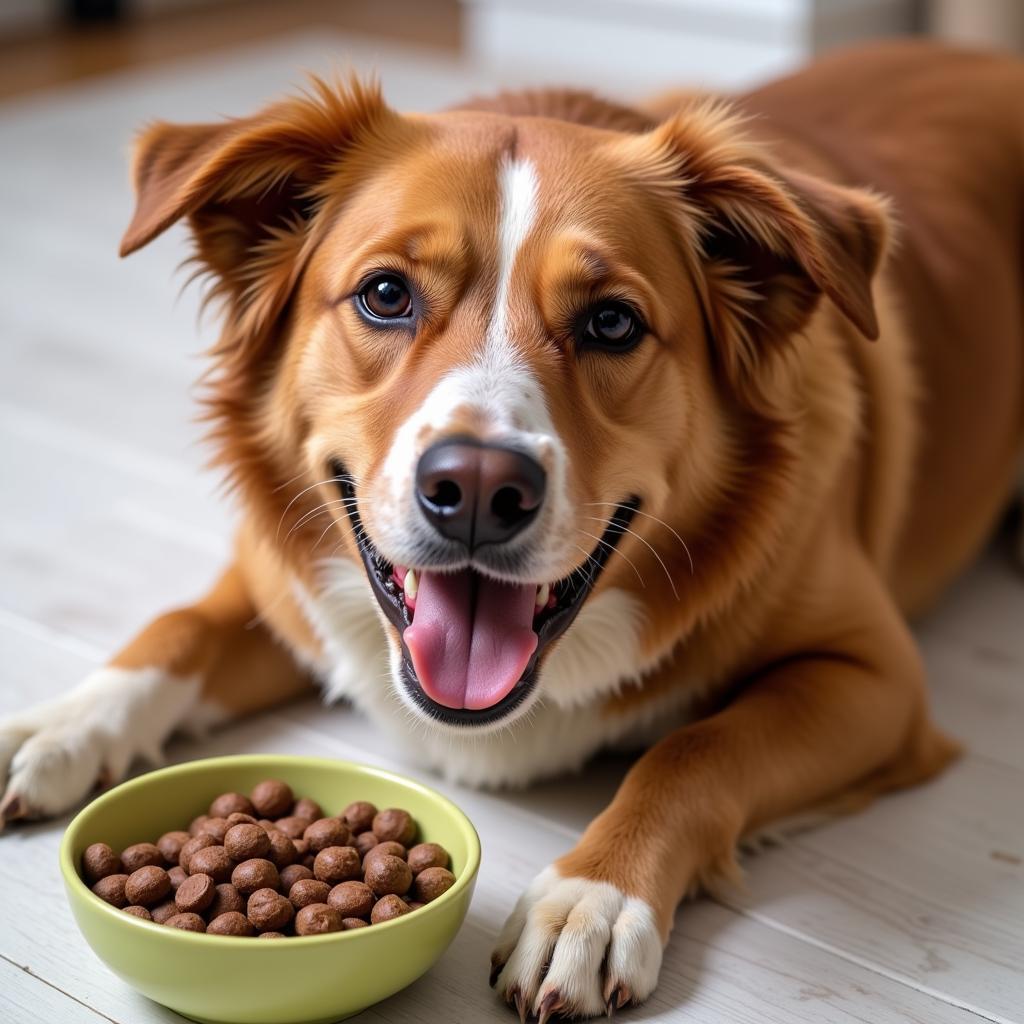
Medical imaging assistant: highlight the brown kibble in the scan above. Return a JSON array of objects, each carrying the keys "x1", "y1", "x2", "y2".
[
  {"x1": 188, "y1": 814, "x2": 210, "y2": 836},
  {"x1": 259, "y1": 931, "x2": 286, "y2": 939},
  {"x1": 198, "y1": 816, "x2": 230, "y2": 843},
  {"x1": 226, "y1": 812, "x2": 259, "y2": 828},
  {"x1": 288, "y1": 878, "x2": 332, "y2": 910},
  {"x1": 224, "y1": 823, "x2": 271, "y2": 861},
  {"x1": 178, "y1": 833, "x2": 216, "y2": 871},
  {"x1": 247, "y1": 888, "x2": 293, "y2": 931},
  {"x1": 92, "y1": 874, "x2": 129, "y2": 908},
  {"x1": 295, "y1": 903, "x2": 343, "y2": 935},
  {"x1": 279, "y1": 864, "x2": 314, "y2": 890},
  {"x1": 370, "y1": 893, "x2": 410, "y2": 923},
  {"x1": 123, "y1": 905, "x2": 153, "y2": 920},
  {"x1": 257, "y1": 819, "x2": 277, "y2": 831},
  {"x1": 207, "y1": 911, "x2": 255, "y2": 936},
  {"x1": 187, "y1": 845, "x2": 234, "y2": 883},
  {"x1": 151, "y1": 901, "x2": 177, "y2": 924},
  {"x1": 354, "y1": 832, "x2": 379, "y2": 858},
  {"x1": 274, "y1": 815, "x2": 311, "y2": 840},
  {"x1": 120, "y1": 842, "x2": 163, "y2": 873},
  {"x1": 327, "y1": 881, "x2": 374, "y2": 918},
  {"x1": 407, "y1": 901, "x2": 426, "y2": 911},
  {"x1": 251, "y1": 779, "x2": 294, "y2": 818},
  {"x1": 168, "y1": 866, "x2": 187, "y2": 891},
  {"x1": 166, "y1": 912, "x2": 206, "y2": 932},
  {"x1": 175, "y1": 872, "x2": 215, "y2": 914},
  {"x1": 232, "y1": 858, "x2": 280, "y2": 895},
  {"x1": 293, "y1": 797, "x2": 323, "y2": 821},
  {"x1": 82, "y1": 843, "x2": 122, "y2": 883},
  {"x1": 364, "y1": 854, "x2": 412, "y2": 897},
  {"x1": 125, "y1": 865, "x2": 171, "y2": 907},
  {"x1": 343, "y1": 801, "x2": 377, "y2": 834},
  {"x1": 363, "y1": 841, "x2": 406, "y2": 867},
  {"x1": 313, "y1": 846, "x2": 361, "y2": 885},
  {"x1": 265, "y1": 829, "x2": 298, "y2": 869},
  {"x1": 304, "y1": 817, "x2": 350, "y2": 853},
  {"x1": 342, "y1": 917, "x2": 368, "y2": 930},
  {"x1": 302, "y1": 854, "x2": 316, "y2": 870},
  {"x1": 372, "y1": 808, "x2": 416, "y2": 845},
  {"x1": 413, "y1": 866, "x2": 456, "y2": 903},
  {"x1": 209, "y1": 792, "x2": 255, "y2": 818},
  {"x1": 156, "y1": 831, "x2": 191, "y2": 867},
  {"x1": 207, "y1": 883, "x2": 245, "y2": 920},
  {"x1": 407, "y1": 843, "x2": 450, "y2": 875},
  {"x1": 293, "y1": 838, "x2": 310, "y2": 857}
]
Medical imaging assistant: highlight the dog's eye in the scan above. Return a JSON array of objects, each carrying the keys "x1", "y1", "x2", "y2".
[
  {"x1": 580, "y1": 301, "x2": 644, "y2": 352},
  {"x1": 358, "y1": 274, "x2": 413, "y2": 320}
]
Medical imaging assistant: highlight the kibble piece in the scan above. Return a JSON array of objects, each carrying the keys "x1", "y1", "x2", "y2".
[
  {"x1": 198, "y1": 816, "x2": 230, "y2": 843},
  {"x1": 178, "y1": 833, "x2": 216, "y2": 871},
  {"x1": 151, "y1": 901, "x2": 177, "y2": 924},
  {"x1": 257, "y1": 819, "x2": 277, "y2": 832},
  {"x1": 166, "y1": 912, "x2": 206, "y2": 932},
  {"x1": 295, "y1": 903, "x2": 343, "y2": 935},
  {"x1": 342, "y1": 917, "x2": 368, "y2": 930},
  {"x1": 224, "y1": 823, "x2": 271, "y2": 861},
  {"x1": 407, "y1": 843, "x2": 450, "y2": 875},
  {"x1": 207, "y1": 883, "x2": 245, "y2": 920},
  {"x1": 372, "y1": 808, "x2": 416, "y2": 845},
  {"x1": 304, "y1": 817, "x2": 350, "y2": 853},
  {"x1": 187, "y1": 845, "x2": 234, "y2": 883},
  {"x1": 354, "y1": 832, "x2": 379, "y2": 858},
  {"x1": 167, "y1": 866, "x2": 188, "y2": 891},
  {"x1": 121, "y1": 842, "x2": 163, "y2": 873},
  {"x1": 279, "y1": 864, "x2": 314, "y2": 890},
  {"x1": 82, "y1": 842, "x2": 122, "y2": 883},
  {"x1": 209, "y1": 792, "x2": 255, "y2": 818},
  {"x1": 247, "y1": 888, "x2": 293, "y2": 931},
  {"x1": 293, "y1": 797, "x2": 323, "y2": 821},
  {"x1": 251, "y1": 779, "x2": 293, "y2": 818},
  {"x1": 292, "y1": 838, "x2": 310, "y2": 858},
  {"x1": 258, "y1": 931, "x2": 286, "y2": 939},
  {"x1": 125, "y1": 865, "x2": 171, "y2": 906},
  {"x1": 232, "y1": 858, "x2": 280, "y2": 895},
  {"x1": 92, "y1": 874, "x2": 129, "y2": 908},
  {"x1": 175, "y1": 872, "x2": 215, "y2": 914},
  {"x1": 226, "y1": 812, "x2": 259, "y2": 828},
  {"x1": 327, "y1": 881, "x2": 374, "y2": 918},
  {"x1": 370, "y1": 894, "x2": 411, "y2": 923},
  {"x1": 274, "y1": 815, "x2": 311, "y2": 840},
  {"x1": 188, "y1": 814, "x2": 211, "y2": 837},
  {"x1": 156, "y1": 831, "x2": 192, "y2": 867},
  {"x1": 363, "y1": 841, "x2": 406, "y2": 867},
  {"x1": 407, "y1": 901, "x2": 426, "y2": 911},
  {"x1": 343, "y1": 801, "x2": 377, "y2": 834},
  {"x1": 288, "y1": 878, "x2": 331, "y2": 910},
  {"x1": 301, "y1": 853, "x2": 316, "y2": 870},
  {"x1": 364, "y1": 854, "x2": 412, "y2": 897},
  {"x1": 313, "y1": 846, "x2": 361, "y2": 885},
  {"x1": 207, "y1": 911, "x2": 255, "y2": 936},
  {"x1": 123, "y1": 905, "x2": 152, "y2": 920},
  {"x1": 265, "y1": 830, "x2": 298, "y2": 869},
  {"x1": 413, "y1": 866, "x2": 456, "y2": 903}
]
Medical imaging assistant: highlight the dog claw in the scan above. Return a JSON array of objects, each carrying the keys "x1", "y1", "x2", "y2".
[
  {"x1": 536, "y1": 990, "x2": 563, "y2": 1024},
  {"x1": 605, "y1": 987, "x2": 620, "y2": 1017},
  {"x1": 510, "y1": 987, "x2": 528, "y2": 1024},
  {"x1": 0, "y1": 792, "x2": 25, "y2": 829},
  {"x1": 489, "y1": 957, "x2": 505, "y2": 988}
]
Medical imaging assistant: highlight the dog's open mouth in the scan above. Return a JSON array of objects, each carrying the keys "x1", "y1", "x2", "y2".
[{"x1": 331, "y1": 465, "x2": 639, "y2": 726}]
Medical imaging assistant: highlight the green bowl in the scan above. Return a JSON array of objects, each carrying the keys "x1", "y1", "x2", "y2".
[{"x1": 60, "y1": 755, "x2": 480, "y2": 1024}]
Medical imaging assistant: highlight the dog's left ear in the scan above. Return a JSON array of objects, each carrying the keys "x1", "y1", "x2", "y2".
[{"x1": 626, "y1": 104, "x2": 891, "y2": 397}]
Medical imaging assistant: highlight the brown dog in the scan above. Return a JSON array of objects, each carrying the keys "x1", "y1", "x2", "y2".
[{"x1": 1, "y1": 40, "x2": 1021, "y2": 1019}]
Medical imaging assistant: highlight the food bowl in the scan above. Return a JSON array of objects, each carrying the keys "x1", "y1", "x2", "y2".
[{"x1": 60, "y1": 755, "x2": 480, "y2": 1024}]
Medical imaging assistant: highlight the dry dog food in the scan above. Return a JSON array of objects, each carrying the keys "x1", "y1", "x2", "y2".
[{"x1": 79, "y1": 781, "x2": 455, "y2": 937}]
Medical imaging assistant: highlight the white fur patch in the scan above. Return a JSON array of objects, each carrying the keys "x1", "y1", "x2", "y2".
[
  {"x1": 0, "y1": 667, "x2": 226, "y2": 820},
  {"x1": 493, "y1": 865, "x2": 663, "y2": 1017}
]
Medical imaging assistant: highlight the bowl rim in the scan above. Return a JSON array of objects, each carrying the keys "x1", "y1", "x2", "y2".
[{"x1": 60, "y1": 753, "x2": 481, "y2": 948}]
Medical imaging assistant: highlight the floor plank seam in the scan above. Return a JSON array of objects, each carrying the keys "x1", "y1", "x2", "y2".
[{"x1": 0, "y1": 951, "x2": 118, "y2": 1023}]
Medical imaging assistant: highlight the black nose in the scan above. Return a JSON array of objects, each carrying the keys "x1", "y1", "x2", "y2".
[{"x1": 415, "y1": 437, "x2": 546, "y2": 549}]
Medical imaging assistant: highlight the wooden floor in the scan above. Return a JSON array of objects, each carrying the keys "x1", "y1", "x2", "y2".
[{"x1": 1, "y1": 29, "x2": 1022, "y2": 1024}]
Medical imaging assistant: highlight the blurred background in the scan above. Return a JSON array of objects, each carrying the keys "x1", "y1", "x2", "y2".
[{"x1": 1, "y1": 0, "x2": 1023, "y2": 101}]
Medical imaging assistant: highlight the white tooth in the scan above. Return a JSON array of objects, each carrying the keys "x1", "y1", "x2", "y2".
[
  {"x1": 404, "y1": 569, "x2": 419, "y2": 600},
  {"x1": 535, "y1": 582, "x2": 550, "y2": 610}
]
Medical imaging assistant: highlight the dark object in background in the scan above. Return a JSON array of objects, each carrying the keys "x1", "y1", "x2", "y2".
[{"x1": 65, "y1": 0, "x2": 123, "y2": 25}]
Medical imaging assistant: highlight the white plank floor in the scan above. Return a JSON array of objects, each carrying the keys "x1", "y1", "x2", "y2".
[{"x1": 1, "y1": 30, "x2": 1022, "y2": 1024}]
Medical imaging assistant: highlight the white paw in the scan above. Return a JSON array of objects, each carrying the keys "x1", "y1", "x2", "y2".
[
  {"x1": 492, "y1": 866, "x2": 664, "y2": 1021},
  {"x1": 0, "y1": 667, "x2": 211, "y2": 826}
]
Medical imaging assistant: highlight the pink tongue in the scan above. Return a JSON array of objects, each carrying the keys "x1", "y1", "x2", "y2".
[{"x1": 404, "y1": 571, "x2": 538, "y2": 710}]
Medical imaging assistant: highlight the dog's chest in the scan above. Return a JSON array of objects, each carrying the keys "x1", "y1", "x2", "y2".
[{"x1": 293, "y1": 558, "x2": 698, "y2": 787}]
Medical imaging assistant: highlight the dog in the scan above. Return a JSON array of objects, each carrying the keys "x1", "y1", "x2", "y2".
[{"x1": 2, "y1": 39, "x2": 1023, "y2": 1019}]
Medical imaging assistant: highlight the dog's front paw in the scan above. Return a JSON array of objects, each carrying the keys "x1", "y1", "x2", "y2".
[
  {"x1": 491, "y1": 866, "x2": 663, "y2": 1021},
  {"x1": 0, "y1": 667, "x2": 205, "y2": 827}
]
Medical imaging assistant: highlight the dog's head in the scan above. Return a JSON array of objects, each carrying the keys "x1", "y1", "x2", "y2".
[{"x1": 122, "y1": 79, "x2": 888, "y2": 730}]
